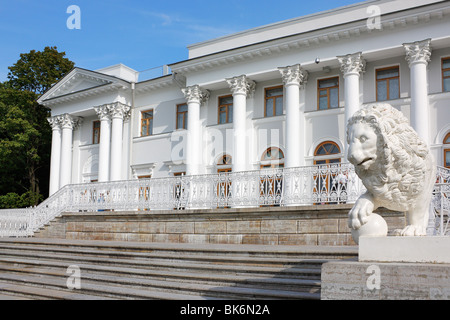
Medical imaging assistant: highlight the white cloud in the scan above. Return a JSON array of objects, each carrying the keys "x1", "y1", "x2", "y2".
[{"x1": 139, "y1": 10, "x2": 176, "y2": 26}]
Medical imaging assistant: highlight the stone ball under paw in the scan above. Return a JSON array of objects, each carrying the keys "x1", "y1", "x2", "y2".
[{"x1": 351, "y1": 213, "x2": 388, "y2": 245}]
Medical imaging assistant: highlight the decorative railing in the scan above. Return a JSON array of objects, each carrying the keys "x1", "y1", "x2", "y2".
[
  {"x1": 0, "y1": 163, "x2": 448, "y2": 238},
  {"x1": 429, "y1": 183, "x2": 450, "y2": 236}
]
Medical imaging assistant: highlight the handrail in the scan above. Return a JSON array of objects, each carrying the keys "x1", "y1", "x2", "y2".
[{"x1": 0, "y1": 163, "x2": 448, "y2": 238}]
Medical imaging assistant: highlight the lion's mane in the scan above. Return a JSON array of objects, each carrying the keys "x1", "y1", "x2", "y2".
[{"x1": 347, "y1": 103, "x2": 435, "y2": 211}]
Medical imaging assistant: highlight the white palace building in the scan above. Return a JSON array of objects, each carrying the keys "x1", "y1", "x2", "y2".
[{"x1": 3, "y1": 0, "x2": 448, "y2": 238}]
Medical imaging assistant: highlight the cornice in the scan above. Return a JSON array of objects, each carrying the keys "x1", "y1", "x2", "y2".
[
  {"x1": 40, "y1": 83, "x2": 128, "y2": 107},
  {"x1": 46, "y1": 71, "x2": 112, "y2": 100},
  {"x1": 170, "y1": 4, "x2": 449, "y2": 75},
  {"x1": 38, "y1": 67, "x2": 132, "y2": 107},
  {"x1": 135, "y1": 74, "x2": 185, "y2": 94}
]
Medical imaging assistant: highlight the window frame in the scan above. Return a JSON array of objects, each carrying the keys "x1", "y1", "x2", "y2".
[
  {"x1": 264, "y1": 85, "x2": 284, "y2": 117},
  {"x1": 141, "y1": 109, "x2": 154, "y2": 137},
  {"x1": 317, "y1": 76, "x2": 340, "y2": 110},
  {"x1": 442, "y1": 57, "x2": 450, "y2": 92},
  {"x1": 375, "y1": 66, "x2": 400, "y2": 101},
  {"x1": 218, "y1": 95, "x2": 233, "y2": 124},
  {"x1": 444, "y1": 132, "x2": 450, "y2": 169},
  {"x1": 260, "y1": 147, "x2": 285, "y2": 169},
  {"x1": 92, "y1": 120, "x2": 101, "y2": 145},
  {"x1": 313, "y1": 141, "x2": 341, "y2": 165},
  {"x1": 176, "y1": 103, "x2": 188, "y2": 130},
  {"x1": 217, "y1": 154, "x2": 232, "y2": 172}
]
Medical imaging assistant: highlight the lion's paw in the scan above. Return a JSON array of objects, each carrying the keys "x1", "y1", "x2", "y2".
[
  {"x1": 348, "y1": 196, "x2": 374, "y2": 230},
  {"x1": 393, "y1": 225, "x2": 426, "y2": 236}
]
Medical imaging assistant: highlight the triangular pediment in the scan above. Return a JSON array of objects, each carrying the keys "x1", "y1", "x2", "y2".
[{"x1": 38, "y1": 68, "x2": 129, "y2": 104}]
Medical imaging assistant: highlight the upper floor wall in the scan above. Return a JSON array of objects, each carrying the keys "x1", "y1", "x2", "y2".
[{"x1": 187, "y1": 0, "x2": 445, "y2": 59}]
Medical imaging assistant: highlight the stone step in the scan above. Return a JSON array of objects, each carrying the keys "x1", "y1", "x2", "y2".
[
  {"x1": 0, "y1": 274, "x2": 212, "y2": 300},
  {"x1": 0, "y1": 242, "x2": 329, "y2": 268},
  {"x1": 0, "y1": 280, "x2": 115, "y2": 300},
  {"x1": 0, "y1": 270, "x2": 318, "y2": 300},
  {"x1": 0, "y1": 253, "x2": 322, "y2": 280},
  {"x1": 0, "y1": 293, "x2": 33, "y2": 300},
  {"x1": 0, "y1": 238, "x2": 356, "y2": 300},
  {"x1": 0, "y1": 243, "x2": 328, "y2": 269},
  {"x1": 0, "y1": 259, "x2": 320, "y2": 293},
  {"x1": 0, "y1": 237, "x2": 358, "y2": 259}
]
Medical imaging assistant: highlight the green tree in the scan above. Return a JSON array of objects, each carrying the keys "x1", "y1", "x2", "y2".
[
  {"x1": 7, "y1": 46, "x2": 75, "y2": 95},
  {"x1": 0, "y1": 47, "x2": 75, "y2": 207}
]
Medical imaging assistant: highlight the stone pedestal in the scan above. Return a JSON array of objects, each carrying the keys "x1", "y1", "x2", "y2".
[
  {"x1": 321, "y1": 236, "x2": 450, "y2": 300},
  {"x1": 359, "y1": 236, "x2": 450, "y2": 264}
]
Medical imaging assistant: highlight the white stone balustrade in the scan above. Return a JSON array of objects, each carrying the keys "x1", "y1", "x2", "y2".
[{"x1": 0, "y1": 163, "x2": 448, "y2": 238}]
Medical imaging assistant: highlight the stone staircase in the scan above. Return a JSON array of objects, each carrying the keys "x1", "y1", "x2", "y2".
[{"x1": 0, "y1": 238, "x2": 357, "y2": 300}]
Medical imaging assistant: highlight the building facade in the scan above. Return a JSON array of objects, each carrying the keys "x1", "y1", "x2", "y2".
[{"x1": 38, "y1": 0, "x2": 450, "y2": 197}]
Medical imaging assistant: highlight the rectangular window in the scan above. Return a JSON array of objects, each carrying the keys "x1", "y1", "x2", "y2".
[
  {"x1": 141, "y1": 109, "x2": 153, "y2": 136},
  {"x1": 218, "y1": 95, "x2": 233, "y2": 124},
  {"x1": 442, "y1": 57, "x2": 450, "y2": 92},
  {"x1": 318, "y1": 77, "x2": 339, "y2": 110},
  {"x1": 265, "y1": 86, "x2": 283, "y2": 117},
  {"x1": 92, "y1": 120, "x2": 100, "y2": 144},
  {"x1": 176, "y1": 103, "x2": 188, "y2": 129},
  {"x1": 376, "y1": 66, "x2": 400, "y2": 101}
]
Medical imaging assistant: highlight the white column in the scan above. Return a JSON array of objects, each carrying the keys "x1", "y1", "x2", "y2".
[
  {"x1": 95, "y1": 105, "x2": 112, "y2": 182},
  {"x1": 47, "y1": 116, "x2": 62, "y2": 195},
  {"x1": 59, "y1": 114, "x2": 79, "y2": 188},
  {"x1": 337, "y1": 52, "x2": 365, "y2": 159},
  {"x1": 182, "y1": 85, "x2": 209, "y2": 176},
  {"x1": 226, "y1": 75, "x2": 256, "y2": 172},
  {"x1": 109, "y1": 103, "x2": 130, "y2": 181},
  {"x1": 279, "y1": 64, "x2": 308, "y2": 168},
  {"x1": 403, "y1": 39, "x2": 432, "y2": 145}
]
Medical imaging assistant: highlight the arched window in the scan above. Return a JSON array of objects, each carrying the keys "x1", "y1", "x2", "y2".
[
  {"x1": 444, "y1": 133, "x2": 450, "y2": 168},
  {"x1": 217, "y1": 154, "x2": 232, "y2": 173},
  {"x1": 260, "y1": 147, "x2": 284, "y2": 168},
  {"x1": 314, "y1": 141, "x2": 341, "y2": 165}
]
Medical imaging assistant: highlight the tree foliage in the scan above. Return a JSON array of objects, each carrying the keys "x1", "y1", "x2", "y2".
[
  {"x1": 7, "y1": 46, "x2": 74, "y2": 95},
  {"x1": 0, "y1": 47, "x2": 75, "y2": 207}
]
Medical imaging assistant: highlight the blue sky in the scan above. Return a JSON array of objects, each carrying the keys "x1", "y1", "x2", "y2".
[{"x1": 0, "y1": 0, "x2": 363, "y2": 82}]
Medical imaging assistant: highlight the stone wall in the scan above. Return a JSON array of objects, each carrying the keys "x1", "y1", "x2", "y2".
[
  {"x1": 321, "y1": 260, "x2": 450, "y2": 299},
  {"x1": 34, "y1": 205, "x2": 405, "y2": 246}
]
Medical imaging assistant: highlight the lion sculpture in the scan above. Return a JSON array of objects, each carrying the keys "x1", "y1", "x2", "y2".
[{"x1": 347, "y1": 103, "x2": 436, "y2": 239}]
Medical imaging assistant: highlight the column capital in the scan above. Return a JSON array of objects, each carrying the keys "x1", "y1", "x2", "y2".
[
  {"x1": 59, "y1": 113, "x2": 82, "y2": 130},
  {"x1": 94, "y1": 104, "x2": 112, "y2": 121},
  {"x1": 109, "y1": 102, "x2": 131, "y2": 120},
  {"x1": 226, "y1": 75, "x2": 256, "y2": 97},
  {"x1": 182, "y1": 85, "x2": 210, "y2": 105},
  {"x1": 47, "y1": 116, "x2": 61, "y2": 130},
  {"x1": 278, "y1": 64, "x2": 308, "y2": 87},
  {"x1": 337, "y1": 52, "x2": 365, "y2": 76},
  {"x1": 403, "y1": 38, "x2": 432, "y2": 67}
]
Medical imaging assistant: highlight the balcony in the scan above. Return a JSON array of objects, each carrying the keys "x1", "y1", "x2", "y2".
[{"x1": 0, "y1": 163, "x2": 449, "y2": 238}]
